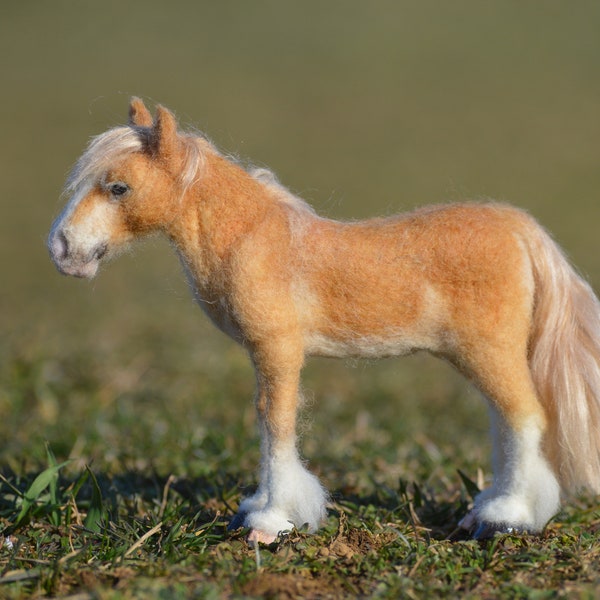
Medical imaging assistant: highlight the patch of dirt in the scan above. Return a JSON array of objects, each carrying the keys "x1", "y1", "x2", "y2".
[
  {"x1": 321, "y1": 512, "x2": 398, "y2": 559},
  {"x1": 241, "y1": 515, "x2": 399, "y2": 598},
  {"x1": 241, "y1": 572, "x2": 346, "y2": 600}
]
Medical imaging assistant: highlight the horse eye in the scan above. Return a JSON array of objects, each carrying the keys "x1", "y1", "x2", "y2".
[{"x1": 108, "y1": 182, "x2": 130, "y2": 198}]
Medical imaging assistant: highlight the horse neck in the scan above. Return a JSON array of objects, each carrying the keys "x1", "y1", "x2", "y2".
[{"x1": 167, "y1": 151, "x2": 275, "y2": 280}]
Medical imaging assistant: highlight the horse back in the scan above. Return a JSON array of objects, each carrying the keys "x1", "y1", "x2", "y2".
[{"x1": 294, "y1": 203, "x2": 534, "y2": 358}]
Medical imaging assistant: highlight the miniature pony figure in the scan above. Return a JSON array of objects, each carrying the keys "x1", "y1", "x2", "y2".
[{"x1": 48, "y1": 98, "x2": 600, "y2": 543}]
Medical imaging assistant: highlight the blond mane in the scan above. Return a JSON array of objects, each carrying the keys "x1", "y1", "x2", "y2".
[
  {"x1": 65, "y1": 125, "x2": 313, "y2": 215},
  {"x1": 249, "y1": 167, "x2": 315, "y2": 214}
]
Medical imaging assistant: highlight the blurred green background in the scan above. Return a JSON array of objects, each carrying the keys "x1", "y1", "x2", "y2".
[{"x1": 0, "y1": 1, "x2": 599, "y2": 483}]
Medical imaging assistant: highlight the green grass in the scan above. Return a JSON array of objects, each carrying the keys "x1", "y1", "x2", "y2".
[
  {"x1": 0, "y1": 431, "x2": 599, "y2": 599},
  {"x1": 1, "y1": 332, "x2": 600, "y2": 598},
  {"x1": 2, "y1": 1, "x2": 600, "y2": 597}
]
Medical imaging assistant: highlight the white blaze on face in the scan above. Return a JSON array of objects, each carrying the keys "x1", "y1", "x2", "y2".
[{"x1": 48, "y1": 183, "x2": 121, "y2": 279}]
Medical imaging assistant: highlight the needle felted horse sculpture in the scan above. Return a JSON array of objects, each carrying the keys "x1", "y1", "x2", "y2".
[{"x1": 48, "y1": 98, "x2": 600, "y2": 543}]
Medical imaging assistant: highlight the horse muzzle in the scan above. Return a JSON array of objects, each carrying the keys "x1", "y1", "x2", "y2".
[{"x1": 48, "y1": 229, "x2": 105, "y2": 279}]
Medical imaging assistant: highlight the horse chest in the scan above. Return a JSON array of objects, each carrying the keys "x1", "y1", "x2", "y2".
[{"x1": 196, "y1": 294, "x2": 244, "y2": 342}]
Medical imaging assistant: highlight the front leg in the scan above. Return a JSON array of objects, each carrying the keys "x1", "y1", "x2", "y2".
[{"x1": 232, "y1": 343, "x2": 328, "y2": 544}]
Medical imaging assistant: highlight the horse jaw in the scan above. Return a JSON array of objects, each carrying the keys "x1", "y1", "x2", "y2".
[{"x1": 53, "y1": 258, "x2": 100, "y2": 279}]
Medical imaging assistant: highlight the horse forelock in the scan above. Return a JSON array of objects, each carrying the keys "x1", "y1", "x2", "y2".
[
  {"x1": 64, "y1": 126, "x2": 210, "y2": 199},
  {"x1": 64, "y1": 127, "x2": 143, "y2": 197}
]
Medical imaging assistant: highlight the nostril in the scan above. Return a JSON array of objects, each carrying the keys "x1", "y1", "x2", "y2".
[
  {"x1": 94, "y1": 243, "x2": 107, "y2": 261},
  {"x1": 51, "y1": 231, "x2": 69, "y2": 261}
]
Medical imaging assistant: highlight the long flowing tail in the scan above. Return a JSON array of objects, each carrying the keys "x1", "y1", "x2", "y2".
[{"x1": 525, "y1": 218, "x2": 600, "y2": 493}]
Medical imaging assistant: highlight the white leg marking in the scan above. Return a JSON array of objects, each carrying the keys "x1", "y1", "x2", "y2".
[
  {"x1": 464, "y1": 411, "x2": 560, "y2": 533},
  {"x1": 242, "y1": 442, "x2": 328, "y2": 542}
]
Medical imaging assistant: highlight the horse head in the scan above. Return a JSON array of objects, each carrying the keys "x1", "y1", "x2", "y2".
[{"x1": 48, "y1": 98, "x2": 192, "y2": 278}]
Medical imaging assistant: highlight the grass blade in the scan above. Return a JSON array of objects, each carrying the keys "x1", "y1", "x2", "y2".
[
  {"x1": 457, "y1": 469, "x2": 481, "y2": 501},
  {"x1": 45, "y1": 444, "x2": 61, "y2": 526},
  {"x1": 14, "y1": 460, "x2": 71, "y2": 527},
  {"x1": 83, "y1": 467, "x2": 105, "y2": 533}
]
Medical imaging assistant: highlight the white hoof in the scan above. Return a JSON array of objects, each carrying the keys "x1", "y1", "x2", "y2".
[
  {"x1": 458, "y1": 510, "x2": 478, "y2": 532},
  {"x1": 244, "y1": 508, "x2": 295, "y2": 540},
  {"x1": 476, "y1": 496, "x2": 536, "y2": 530},
  {"x1": 247, "y1": 529, "x2": 278, "y2": 546}
]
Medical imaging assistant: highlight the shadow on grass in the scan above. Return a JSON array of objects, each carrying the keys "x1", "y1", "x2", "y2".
[
  {"x1": 331, "y1": 477, "x2": 474, "y2": 541},
  {"x1": 0, "y1": 466, "x2": 240, "y2": 541},
  {"x1": 0, "y1": 462, "x2": 476, "y2": 546}
]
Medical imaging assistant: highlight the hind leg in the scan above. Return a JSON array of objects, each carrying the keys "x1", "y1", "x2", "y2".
[
  {"x1": 462, "y1": 405, "x2": 561, "y2": 538},
  {"x1": 458, "y1": 349, "x2": 561, "y2": 538}
]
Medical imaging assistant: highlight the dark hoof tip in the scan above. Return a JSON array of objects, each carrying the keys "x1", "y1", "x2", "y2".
[
  {"x1": 472, "y1": 521, "x2": 522, "y2": 540},
  {"x1": 228, "y1": 512, "x2": 247, "y2": 531}
]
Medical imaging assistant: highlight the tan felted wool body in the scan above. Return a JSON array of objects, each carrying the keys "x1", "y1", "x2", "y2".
[{"x1": 49, "y1": 99, "x2": 600, "y2": 543}]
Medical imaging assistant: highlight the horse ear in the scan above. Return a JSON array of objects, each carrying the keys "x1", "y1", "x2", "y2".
[
  {"x1": 150, "y1": 105, "x2": 180, "y2": 163},
  {"x1": 128, "y1": 97, "x2": 153, "y2": 127}
]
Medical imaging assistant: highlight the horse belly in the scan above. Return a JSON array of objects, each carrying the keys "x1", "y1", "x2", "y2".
[
  {"x1": 301, "y1": 283, "x2": 450, "y2": 359},
  {"x1": 305, "y1": 330, "x2": 426, "y2": 358}
]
